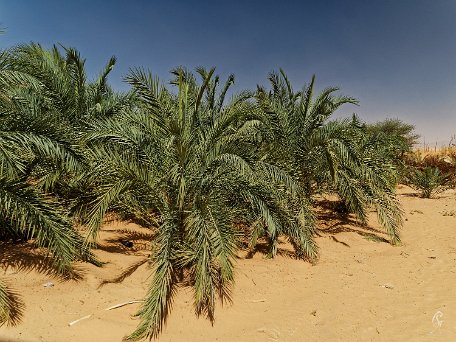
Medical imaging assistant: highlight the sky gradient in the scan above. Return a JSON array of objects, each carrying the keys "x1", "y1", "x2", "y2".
[{"x1": 1, "y1": 0, "x2": 455, "y2": 145}]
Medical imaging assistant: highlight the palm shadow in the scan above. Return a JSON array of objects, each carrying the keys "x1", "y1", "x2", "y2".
[
  {"x1": 0, "y1": 242, "x2": 84, "y2": 280},
  {"x1": 243, "y1": 241, "x2": 297, "y2": 260},
  {"x1": 315, "y1": 199, "x2": 390, "y2": 244},
  {"x1": 399, "y1": 192, "x2": 421, "y2": 198},
  {"x1": 96, "y1": 228, "x2": 156, "y2": 255},
  {"x1": 94, "y1": 227, "x2": 154, "y2": 287},
  {"x1": 98, "y1": 257, "x2": 149, "y2": 288}
]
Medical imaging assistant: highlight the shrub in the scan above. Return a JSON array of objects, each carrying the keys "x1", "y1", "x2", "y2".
[{"x1": 408, "y1": 166, "x2": 450, "y2": 198}]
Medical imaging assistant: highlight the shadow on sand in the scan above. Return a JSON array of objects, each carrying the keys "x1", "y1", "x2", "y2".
[
  {"x1": 315, "y1": 199, "x2": 390, "y2": 245},
  {"x1": 0, "y1": 242, "x2": 85, "y2": 280},
  {"x1": 95, "y1": 228, "x2": 156, "y2": 254}
]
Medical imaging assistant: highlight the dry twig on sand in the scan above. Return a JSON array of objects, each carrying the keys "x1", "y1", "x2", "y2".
[
  {"x1": 104, "y1": 300, "x2": 144, "y2": 311},
  {"x1": 68, "y1": 300, "x2": 144, "y2": 327},
  {"x1": 245, "y1": 299, "x2": 266, "y2": 303},
  {"x1": 68, "y1": 315, "x2": 92, "y2": 326}
]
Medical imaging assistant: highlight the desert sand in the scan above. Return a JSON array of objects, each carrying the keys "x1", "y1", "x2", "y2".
[{"x1": 1, "y1": 185, "x2": 455, "y2": 342}]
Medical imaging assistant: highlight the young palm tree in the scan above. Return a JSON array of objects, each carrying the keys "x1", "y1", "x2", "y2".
[
  {"x1": 0, "y1": 44, "x2": 109, "y2": 324},
  {"x1": 409, "y1": 166, "x2": 450, "y2": 198},
  {"x1": 80, "y1": 67, "x2": 316, "y2": 339},
  {"x1": 256, "y1": 70, "x2": 403, "y2": 243}
]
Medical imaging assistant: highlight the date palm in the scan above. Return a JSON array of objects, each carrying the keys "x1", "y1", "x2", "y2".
[
  {"x1": 409, "y1": 166, "x2": 450, "y2": 198},
  {"x1": 80, "y1": 67, "x2": 316, "y2": 339},
  {"x1": 256, "y1": 70, "x2": 403, "y2": 243},
  {"x1": 0, "y1": 44, "x2": 110, "y2": 325}
]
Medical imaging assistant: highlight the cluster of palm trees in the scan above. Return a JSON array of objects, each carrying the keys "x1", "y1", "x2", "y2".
[{"x1": 0, "y1": 44, "x2": 403, "y2": 340}]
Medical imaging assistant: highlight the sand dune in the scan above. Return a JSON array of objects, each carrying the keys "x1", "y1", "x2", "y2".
[{"x1": 1, "y1": 185, "x2": 455, "y2": 341}]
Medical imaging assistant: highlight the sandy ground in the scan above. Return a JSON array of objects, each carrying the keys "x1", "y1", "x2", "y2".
[{"x1": 1, "y1": 185, "x2": 456, "y2": 342}]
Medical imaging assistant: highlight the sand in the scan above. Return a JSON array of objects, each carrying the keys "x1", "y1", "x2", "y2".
[{"x1": 1, "y1": 185, "x2": 455, "y2": 341}]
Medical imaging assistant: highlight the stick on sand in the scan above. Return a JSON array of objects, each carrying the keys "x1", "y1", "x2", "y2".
[
  {"x1": 246, "y1": 299, "x2": 266, "y2": 303},
  {"x1": 68, "y1": 300, "x2": 144, "y2": 327},
  {"x1": 68, "y1": 314, "x2": 92, "y2": 326},
  {"x1": 104, "y1": 300, "x2": 144, "y2": 311}
]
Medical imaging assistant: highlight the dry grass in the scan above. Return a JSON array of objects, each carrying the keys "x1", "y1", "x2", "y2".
[
  {"x1": 404, "y1": 147, "x2": 456, "y2": 189},
  {"x1": 407, "y1": 147, "x2": 456, "y2": 175},
  {"x1": 412, "y1": 146, "x2": 456, "y2": 159}
]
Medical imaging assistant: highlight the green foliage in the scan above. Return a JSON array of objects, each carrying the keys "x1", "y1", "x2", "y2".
[
  {"x1": 0, "y1": 43, "x2": 407, "y2": 340},
  {"x1": 80, "y1": 68, "x2": 317, "y2": 340},
  {"x1": 0, "y1": 44, "x2": 105, "y2": 264},
  {"x1": 405, "y1": 152, "x2": 456, "y2": 185},
  {"x1": 0, "y1": 43, "x2": 131, "y2": 195},
  {"x1": 366, "y1": 118, "x2": 419, "y2": 154},
  {"x1": 256, "y1": 70, "x2": 403, "y2": 244},
  {"x1": 0, "y1": 278, "x2": 24, "y2": 327},
  {"x1": 0, "y1": 279, "x2": 11, "y2": 326},
  {"x1": 0, "y1": 177, "x2": 97, "y2": 272},
  {"x1": 0, "y1": 44, "x2": 116, "y2": 325},
  {"x1": 366, "y1": 118, "x2": 420, "y2": 182},
  {"x1": 409, "y1": 166, "x2": 450, "y2": 198}
]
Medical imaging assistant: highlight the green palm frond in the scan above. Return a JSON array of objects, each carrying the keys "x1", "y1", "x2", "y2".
[
  {"x1": 0, "y1": 278, "x2": 24, "y2": 327},
  {"x1": 409, "y1": 166, "x2": 450, "y2": 198},
  {"x1": 256, "y1": 70, "x2": 403, "y2": 243},
  {"x1": 0, "y1": 177, "x2": 96, "y2": 274}
]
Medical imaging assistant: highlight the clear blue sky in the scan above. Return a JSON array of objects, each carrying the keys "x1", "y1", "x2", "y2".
[{"x1": 1, "y1": 0, "x2": 455, "y2": 144}]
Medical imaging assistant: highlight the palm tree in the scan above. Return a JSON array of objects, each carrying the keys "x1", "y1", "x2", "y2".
[
  {"x1": 256, "y1": 70, "x2": 403, "y2": 243},
  {"x1": 80, "y1": 67, "x2": 316, "y2": 339},
  {"x1": 0, "y1": 44, "x2": 115, "y2": 325}
]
